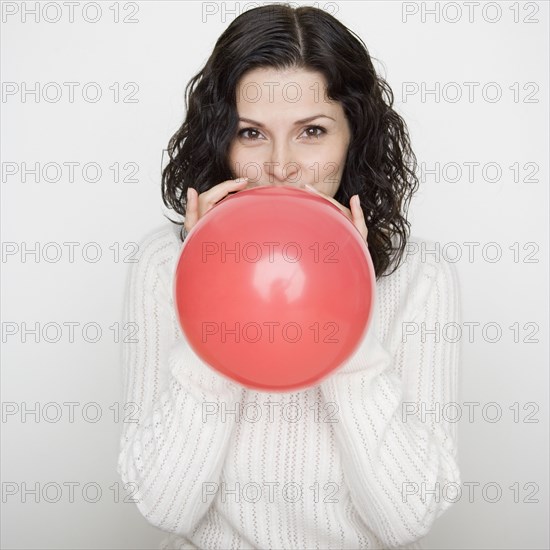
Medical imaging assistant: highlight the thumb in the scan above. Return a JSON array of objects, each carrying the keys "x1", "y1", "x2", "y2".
[{"x1": 184, "y1": 187, "x2": 199, "y2": 232}]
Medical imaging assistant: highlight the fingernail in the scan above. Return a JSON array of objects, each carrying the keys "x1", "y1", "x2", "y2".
[{"x1": 235, "y1": 177, "x2": 249, "y2": 183}]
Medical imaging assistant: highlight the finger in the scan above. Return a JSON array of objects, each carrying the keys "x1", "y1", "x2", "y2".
[
  {"x1": 202, "y1": 177, "x2": 249, "y2": 209},
  {"x1": 304, "y1": 184, "x2": 353, "y2": 221},
  {"x1": 184, "y1": 187, "x2": 199, "y2": 232},
  {"x1": 350, "y1": 195, "x2": 369, "y2": 242}
]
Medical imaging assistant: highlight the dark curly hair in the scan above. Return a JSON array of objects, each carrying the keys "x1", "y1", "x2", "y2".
[{"x1": 161, "y1": 3, "x2": 419, "y2": 279}]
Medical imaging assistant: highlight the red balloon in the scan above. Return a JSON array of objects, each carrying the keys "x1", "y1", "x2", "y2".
[{"x1": 173, "y1": 185, "x2": 375, "y2": 392}]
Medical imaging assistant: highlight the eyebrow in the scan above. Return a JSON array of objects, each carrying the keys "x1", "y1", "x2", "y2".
[{"x1": 237, "y1": 114, "x2": 335, "y2": 127}]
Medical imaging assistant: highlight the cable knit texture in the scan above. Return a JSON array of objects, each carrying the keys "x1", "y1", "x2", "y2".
[{"x1": 117, "y1": 223, "x2": 461, "y2": 550}]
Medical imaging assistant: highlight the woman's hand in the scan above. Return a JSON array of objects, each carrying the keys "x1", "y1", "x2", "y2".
[
  {"x1": 185, "y1": 177, "x2": 249, "y2": 233},
  {"x1": 304, "y1": 184, "x2": 369, "y2": 245}
]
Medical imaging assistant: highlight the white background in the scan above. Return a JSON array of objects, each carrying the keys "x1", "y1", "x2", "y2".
[{"x1": 1, "y1": 1, "x2": 548, "y2": 548}]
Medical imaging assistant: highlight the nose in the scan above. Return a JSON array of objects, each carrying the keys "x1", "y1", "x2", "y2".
[{"x1": 264, "y1": 141, "x2": 301, "y2": 186}]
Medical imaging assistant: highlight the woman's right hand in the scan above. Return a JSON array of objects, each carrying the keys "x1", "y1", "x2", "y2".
[{"x1": 184, "y1": 177, "x2": 249, "y2": 233}]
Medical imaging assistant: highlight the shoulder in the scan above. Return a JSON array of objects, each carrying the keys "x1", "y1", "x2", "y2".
[
  {"x1": 400, "y1": 235, "x2": 459, "y2": 291},
  {"x1": 377, "y1": 235, "x2": 461, "y2": 323},
  {"x1": 134, "y1": 223, "x2": 182, "y2": 261},
  {"x1": 126, "y1": 223, "x2": 184, "y2": 298}
]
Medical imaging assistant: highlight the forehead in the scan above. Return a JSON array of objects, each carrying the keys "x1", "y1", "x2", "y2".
[{"x1": 235, "y1": 67, "x2": 340, "y2": 119}]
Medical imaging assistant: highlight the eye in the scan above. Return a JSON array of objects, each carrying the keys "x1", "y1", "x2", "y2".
[
  {"x1": 237, "y1": 127, "x2": 264, "y2": 140},
  {"x1": 236, "y1": 125, "x2": 327, "y2": 141},
  {"x1": 301, "y1": 125, "x2": 326, "y2": 139}
]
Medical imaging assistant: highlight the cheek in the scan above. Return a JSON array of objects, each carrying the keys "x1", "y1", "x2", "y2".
[
  {"x1": 317, "y1": 146, "x2": 346, "y2": 177},
  {"x1": 315, "y1": 143, "x2": 347, "y2": 193},
  {"x1": 227, "y1": 144, "x2": 245, "y2": 170},
  {"x1": 228, "y1": 146, "x2": 265, "y2": 180},
  {"x1": 229, "y1": 141, "x2": 253, "y2": 161}
]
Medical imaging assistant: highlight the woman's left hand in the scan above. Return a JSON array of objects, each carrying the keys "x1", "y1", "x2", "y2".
[{"x1": 304, "y1": 184, "x2": 369, "y2": 246}]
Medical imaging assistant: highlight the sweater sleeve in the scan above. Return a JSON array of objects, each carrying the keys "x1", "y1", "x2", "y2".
[
  {"x1": 116, "y1": 230, "x2": 242, "y2": 536},
  {"x1": 318, "y1": 255, "x2": 461, "y2": 548}
]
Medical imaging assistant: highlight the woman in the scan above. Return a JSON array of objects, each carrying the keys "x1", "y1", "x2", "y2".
[{"x1": 118, "y1": 4, "x2": 461, "y2": 549}]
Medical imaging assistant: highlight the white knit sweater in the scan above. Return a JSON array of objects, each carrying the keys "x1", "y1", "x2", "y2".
[{"x1": 117, "y1": 223, "x2": 461, "y2": 550}]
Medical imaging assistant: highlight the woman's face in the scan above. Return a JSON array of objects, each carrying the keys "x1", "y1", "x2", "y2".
[{"x1": 227, "y1": 67, "x2": 351, "y2": 198}]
